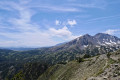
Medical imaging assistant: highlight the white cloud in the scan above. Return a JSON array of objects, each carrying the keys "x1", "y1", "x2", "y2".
[
  {"x1": 0, "y1": 26, "x2": 79, "y2": 47},
  {"x1": 49, "y1": 26, "x2": 78, "y2": 40},
  {"x1": 0, "y1": 1, "x2": 58, "y2": 47},
  {"x1": 32, "y1": 5, "x2": 80, "y2": 12},
  {"x1": 87, "y1": 15, "x2": 120, "y2": 22},
  {"x1": 0, "y1": 31, "x2": 58, "y2": 47},
  {"x1": 46, "y1": 6, "x2": 79, "y2": 12},
  {"x1": 0, "y1": 1, "x2": 36, "y2": 32},
  {"x1": 104, "y1": 29, "x2": 120, "y2": 35},
  {"x1": 0, "y1": 1, "x2": 80, "y2": 47},
  {"x1": 55, "y1": 20, "x2": 60, "y2": 25},
  {"x1": 67, "y1": 20, "x2": 77, "y2": 26}
]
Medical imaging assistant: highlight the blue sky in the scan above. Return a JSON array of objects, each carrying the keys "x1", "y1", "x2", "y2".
[{"x1": 0, "y1": 0, "x2": 120, "y2": 47}]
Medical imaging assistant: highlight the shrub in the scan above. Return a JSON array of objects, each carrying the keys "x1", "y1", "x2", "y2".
[
  {"x1": 83, "y1": 54, "x2": 91, "y2": 58},
  {"x1": 107, "y1": 53, "x2": 111, "y2": 58},
  {"x1": 77, "y1": 57, "x2": 84, "y2": 63},
  {"x1": 58, "y1": 62, "x2": 67, "y2": 65}
]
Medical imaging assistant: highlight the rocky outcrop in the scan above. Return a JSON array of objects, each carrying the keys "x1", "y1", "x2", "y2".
[{"x1": 87, "y1": 64, "x2": 120, "y2": 80}]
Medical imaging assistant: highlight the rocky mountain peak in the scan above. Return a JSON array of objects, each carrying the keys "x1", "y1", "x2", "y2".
[
  {"x1": 94, "y1": 33, "x2": 112, "y2": 39},
  {"x1": 50, "y1": 33, "x2": 120, "y2": 52}
]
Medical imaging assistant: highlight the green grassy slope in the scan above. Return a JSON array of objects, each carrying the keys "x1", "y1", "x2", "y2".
[
  {"x1": 38, "y1": 54, "x2": 108, "y2": 80},
  {"x1": 38, "y1": 50, "x2": 120, "y2": 80}
]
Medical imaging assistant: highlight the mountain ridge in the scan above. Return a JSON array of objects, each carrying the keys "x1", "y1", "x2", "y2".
[
  {"x1": 48, "y1": 33, "x2": 120, "y2": 52},
  {"x1": 38, "y1": 49, "x2": 120, "y2": 80}
]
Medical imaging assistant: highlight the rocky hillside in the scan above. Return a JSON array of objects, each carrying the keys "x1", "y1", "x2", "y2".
[
  {"x1": 38, "y1": 50, "x2": 120, "y2": 80},
  {"x1": 88, "y1": 50, "x2": 120, "y2": 80}
]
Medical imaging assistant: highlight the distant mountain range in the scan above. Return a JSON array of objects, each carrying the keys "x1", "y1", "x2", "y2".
[{"x1": 48, "y1": 33, "x2": 120, "y2": 52}]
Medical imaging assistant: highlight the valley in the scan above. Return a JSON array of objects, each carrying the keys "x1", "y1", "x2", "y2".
[{"x1": 0, "y1": 33, "x2": 120, "y2": 80}]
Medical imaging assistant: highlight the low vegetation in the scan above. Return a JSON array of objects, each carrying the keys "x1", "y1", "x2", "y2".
[{"x1": 0, "y1": 47, "x2": 120, "y2": 80}]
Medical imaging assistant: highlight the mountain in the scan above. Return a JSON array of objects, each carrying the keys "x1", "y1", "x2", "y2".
[
  {"x1": 36, "y1": 33, "x2": 120, "y2": 66},
  {"x1": 55, "y1": 42, "x2": 67, "y2": 46},
  {"x1": 0, "y1": 33, "x2": 120, "y2": 80},
  {"x1": 94, "y1": 33, "x2": 120, "y2": 46},
  {"x1": 37, "y1": 49, "x2": 120, "y2": 80},
  {"x1": 49, "y1": 33, "x2": 120, "y2": 52}
]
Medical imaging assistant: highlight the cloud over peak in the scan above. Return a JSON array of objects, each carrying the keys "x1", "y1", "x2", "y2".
[
  {"x1": 104, "y1": 29, "x2": 120, "y2": 35},
  {"x1": 49, "y1": 26, "x2": 78, "y2": 40}
]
